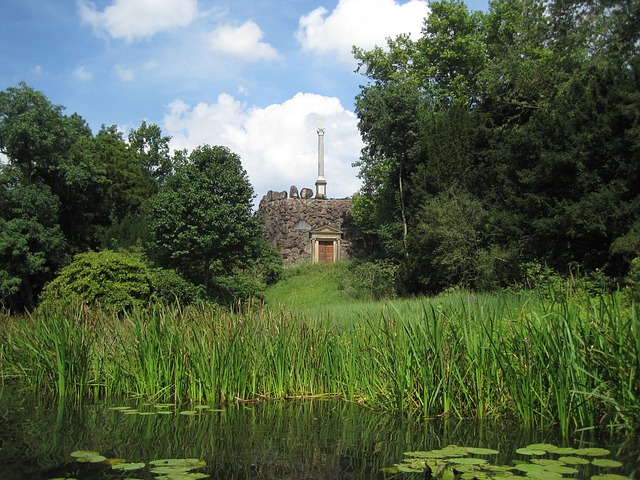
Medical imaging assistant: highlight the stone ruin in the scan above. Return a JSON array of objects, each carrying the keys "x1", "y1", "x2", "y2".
[{"x1": 258, "y1": 186, "x2": 362, "y2": 265}]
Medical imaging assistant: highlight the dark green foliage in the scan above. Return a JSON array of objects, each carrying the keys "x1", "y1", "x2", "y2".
[
  {"x1": 404, "y1": 190, "x2": 513, "y2": 293},
  {"x1": 339, "y1": 260, "x2": 398, "y2": 300},
  {"x1": 0, "y1": 167, "x2": 68, "y2": 310},
  {"x1": 100, "y1": 213, "x2": 149, "y2": 251},
  {"x1": 40, "y1": 250, "x2": 153, "y2": 312},
  {"x1": 352, "y1": 0, "x2": 640, "y2": 293},
  {"x1": 210, "y1": 272, "x2": 266, "y2": 305},
  {"x1": 148, "y1": 268, "x2": 201, "y2": 305},
  {"x1": 148, "y1": 145, "x2": 262, "y2": 297}
]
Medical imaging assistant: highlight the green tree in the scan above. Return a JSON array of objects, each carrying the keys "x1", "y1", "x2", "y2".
[
  {"x1": 0, "y1": 83, "x2": 112, "y2": 251},
  {"x1": 128, "y1": 121, "x2": 173, "y2": 183},
  {"x1": 148, "y1": 145, "x2": 261, "y2": 296},
  {"x1": 0, "y1": 166, "x2": 68, "y2": 310}
]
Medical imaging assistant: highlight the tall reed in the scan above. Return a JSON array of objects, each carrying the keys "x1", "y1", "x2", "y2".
[{"x1": 0, "y1": 289, "x2": 638, "y2": 435}]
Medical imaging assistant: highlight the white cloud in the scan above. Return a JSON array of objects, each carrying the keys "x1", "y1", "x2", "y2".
[
  {"x1": 112, "y1": 64, "x2": 135, "y2": 82},
  {"x1": 73, "y1": 65, "x2": 93, "y2": 81},
  {"x1": 78, "y1": 0, "x2": 199, "y2": 41},
  {"x1": 163, "y1": 93, "x2": 363, "y2": 201},
  {"x1": 296, "y1": 0, "x2": 429, "y2": 63},
  {"x1": 206, "y1": 21, "x2": 282, "y2": 62}
]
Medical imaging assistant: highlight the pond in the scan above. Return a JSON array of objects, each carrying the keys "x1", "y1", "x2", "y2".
[{"x1": 0, "y1": 385, "x2": 638, "y2": 479}]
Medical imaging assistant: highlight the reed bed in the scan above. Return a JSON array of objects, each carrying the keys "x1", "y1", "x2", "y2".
[{"x1": 0, "y1": 288, "x2": 638, "y2": 436}]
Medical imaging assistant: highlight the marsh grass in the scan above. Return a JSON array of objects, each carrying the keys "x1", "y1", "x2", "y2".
[{"x1": 1, "y1": 279, "x2": 638, "y2": 436}]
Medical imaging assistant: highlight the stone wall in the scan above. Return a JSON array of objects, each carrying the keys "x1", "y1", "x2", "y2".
[{"x1": 258, "y1": 192, "x2": 361, "y2": 265}]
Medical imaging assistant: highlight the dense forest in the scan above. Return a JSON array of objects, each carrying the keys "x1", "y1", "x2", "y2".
[
  {"x1": 2, "y1": 0, "x2": 639, "y2": 310},
  {"x1": 352, "y1": 0, "x2": 639, "y2": 294},
  {"x1": 0, "y1": 83, "x2": 282, "y2": 311}
]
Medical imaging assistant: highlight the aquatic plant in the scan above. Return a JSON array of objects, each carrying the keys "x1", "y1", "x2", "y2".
[{"x1": 0, "y1": 287, "x2": 638, "y2": 436}]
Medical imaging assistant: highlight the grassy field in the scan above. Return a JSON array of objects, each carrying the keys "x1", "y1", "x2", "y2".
[{"x1": 1, "y1": 262, "x2": 638, "y2": 436}]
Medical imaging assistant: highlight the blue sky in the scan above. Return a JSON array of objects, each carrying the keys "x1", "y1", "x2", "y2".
[{"x1": 1, "y1": 0, "x2": 487, "y2": 201}]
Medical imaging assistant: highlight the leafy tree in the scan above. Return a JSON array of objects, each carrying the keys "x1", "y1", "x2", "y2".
[
  {"x1": 351, "y1": 0, "x2": 640, "y2": 293},
  {"x1": 0, "y1": 167, "x2": 68, "y2": 310},
  {"x1": 128, "y1": 121, "x2": 173, "y2": 183},
  {"x1": 148, "y1": 145, "x2": 262, "y2": 296},
  {"x1": 0, "y1": 83, "x2": 104, "y2": 251}
]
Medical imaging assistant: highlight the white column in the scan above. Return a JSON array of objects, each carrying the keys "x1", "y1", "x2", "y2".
[{"x1": 315, "y1": 128, "x2": 327, "y2": 199}]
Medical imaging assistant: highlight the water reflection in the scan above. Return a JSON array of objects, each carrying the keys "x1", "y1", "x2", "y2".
[{"x1": 0, "y1": 386, "x2": 638, "y2": 479}]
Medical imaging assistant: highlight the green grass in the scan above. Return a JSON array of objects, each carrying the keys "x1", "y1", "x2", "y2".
[{"x1": 1, "y1": 264, "x2": 638, "y2": 436}]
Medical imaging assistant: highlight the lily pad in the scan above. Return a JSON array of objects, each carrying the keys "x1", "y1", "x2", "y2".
[
  {"x1": 150, "y1": 466, "x2": 193, "y2": 474},
  {"x1": 513, "y1": 463, "x2": 545, "y2": 473},
  {"x1": 526, "y1": 471, "x2": 563, "y2": 479},
  {"x1": 449, "y1": 457, "x2": 488, "y2": 465},
  {"x1": 112, "y1": 462, "x2": 146, "y2": 471},
  {"x1": 576, "y1": 448, "x2": 611, "y2": 457},
  {"x1": 150, "y1": 458, "x2": 206, "y2": 468},
  {"x1": 553, "y1": 447, "x2": 579, "y2": 454},
  {"x1": 397, "y1": 464, "x2": 425, "y2": 473},
  {"x1": 404, "y1": 451, "x2": 441, "y2": 459},
  {"x1": 532, "y1": 459, "x2": 566, "y2": 466},
  {"x1": 516, "y1": 448, "x2": 546, "y2": 456},
  {"x1": 591, "y1": 459, "x2": 623, "y2": 468},
  {"x1": 70, "y1": 450, "x2": 106, "y2": 463},
  {"x1": 559, "y1": 456, "x2": 591, "y2": 465},
  {"x1": 70, "y1": 450, "x2": 101, "y2": 458},
  {"x1": 527, "y1": 443, "x2": 558, "y2": 452},
  {"x1": 543, "y1": 464, "x2": 579, "y2": 474},
  {"x1": 431, "y1": 446, "x2": 468, "y2": 457},
  {"x1": 466, "y1": 447, "x2": 499, "y2": 455},
  {"x1": 155, "y1": 473, "x2": 210, "y2": 479}
]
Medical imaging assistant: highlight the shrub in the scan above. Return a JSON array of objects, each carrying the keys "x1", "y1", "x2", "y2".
[
  {"x1": 339, "y1": 260, "x2": 398, "y2": 300},
  {"x1": 149, "y1": 268, "x2": 202, "y2": 305},
  {"x1": 210, "y1": 272, "x2": 266, "y2": 305},
  {"x1": 40, "y1": 250, "x2": 152, "y2": 312}
]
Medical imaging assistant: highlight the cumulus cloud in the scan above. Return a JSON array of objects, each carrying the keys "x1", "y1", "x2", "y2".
[
  {"x1": 163, "y1": 93, "x2": 363, "y2": 201},
  {"x1": 112, "y1": 64, "x2": 135, "y2": 82},
  {"x1": 296, "y1": 0, "x2": 429, "y2": 63},
  {"x1": 206, "y1": 21, "x2": 282, "y2": 62},
  {"x1": 78, "y1": 0, "x2": 199, "y2": 41},
  {"x1": 73, "y1": 65, "x2": 93, "y2": 81}
]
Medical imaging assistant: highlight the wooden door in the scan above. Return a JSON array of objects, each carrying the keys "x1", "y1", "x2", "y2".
[{"x1": 318, "y1": 240, "x2": 334, "y2": 263}]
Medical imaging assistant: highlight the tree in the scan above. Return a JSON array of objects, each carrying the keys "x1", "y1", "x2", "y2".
[
  {"x1": 0, "y1": 166, "x2": 68, "y2": 310},
  {"x1": 148, "y1": 145, "x2": 261, "y2": 296},
  {"x1": 128, "y1": 121, "x2": 173, "y2": 183},
  {"x1": 351, "y1": 0, "x2": 640, "y2": 293}
]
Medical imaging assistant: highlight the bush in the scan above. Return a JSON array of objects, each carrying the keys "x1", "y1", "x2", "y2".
[
  {"x1": 40, "y1": 250, "x2": 152, "y2": 312},
  {"x1": 339, "y1": 260, "x2": 398, "y2": 300},
  {"x1": 626, "y1": 256, "x2": 640, "y2": 303},
  {"x1": 149, "y1": 268, "x2": 202, "y2": 305},
  {"x1": 210, "y1": 272, "x2": 266, "y2": 305}
]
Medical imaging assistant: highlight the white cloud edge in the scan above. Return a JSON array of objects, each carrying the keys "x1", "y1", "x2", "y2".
[{"x1": 162, "y1": 92, "x2": 363, "y2": 200}]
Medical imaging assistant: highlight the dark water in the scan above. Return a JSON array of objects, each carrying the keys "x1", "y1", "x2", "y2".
[{"x1": 0, "y1": 385, "x2": 638, "y2": 479}]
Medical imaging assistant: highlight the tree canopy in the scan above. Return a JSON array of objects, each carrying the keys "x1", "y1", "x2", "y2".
[
  {"x1": 148, "y1": 145, "x2": 265, "y2": 297},
  {"x1": 1, "y1": 83, "x2": 280, "y2": 311},
  {"x1": 352, "y1": 0, "x2": 640, "y2": 293}
]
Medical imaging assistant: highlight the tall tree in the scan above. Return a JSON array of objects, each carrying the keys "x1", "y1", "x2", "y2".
[
  {"x1": 128, "y1": 121, "x2": 173, "y2": 183},
  {"x1": 0, "y1": 166, "x2": 68, "y2": 310},
  {"x1": 148, "y1": 145, "x2": 260, "y2": 295}
]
